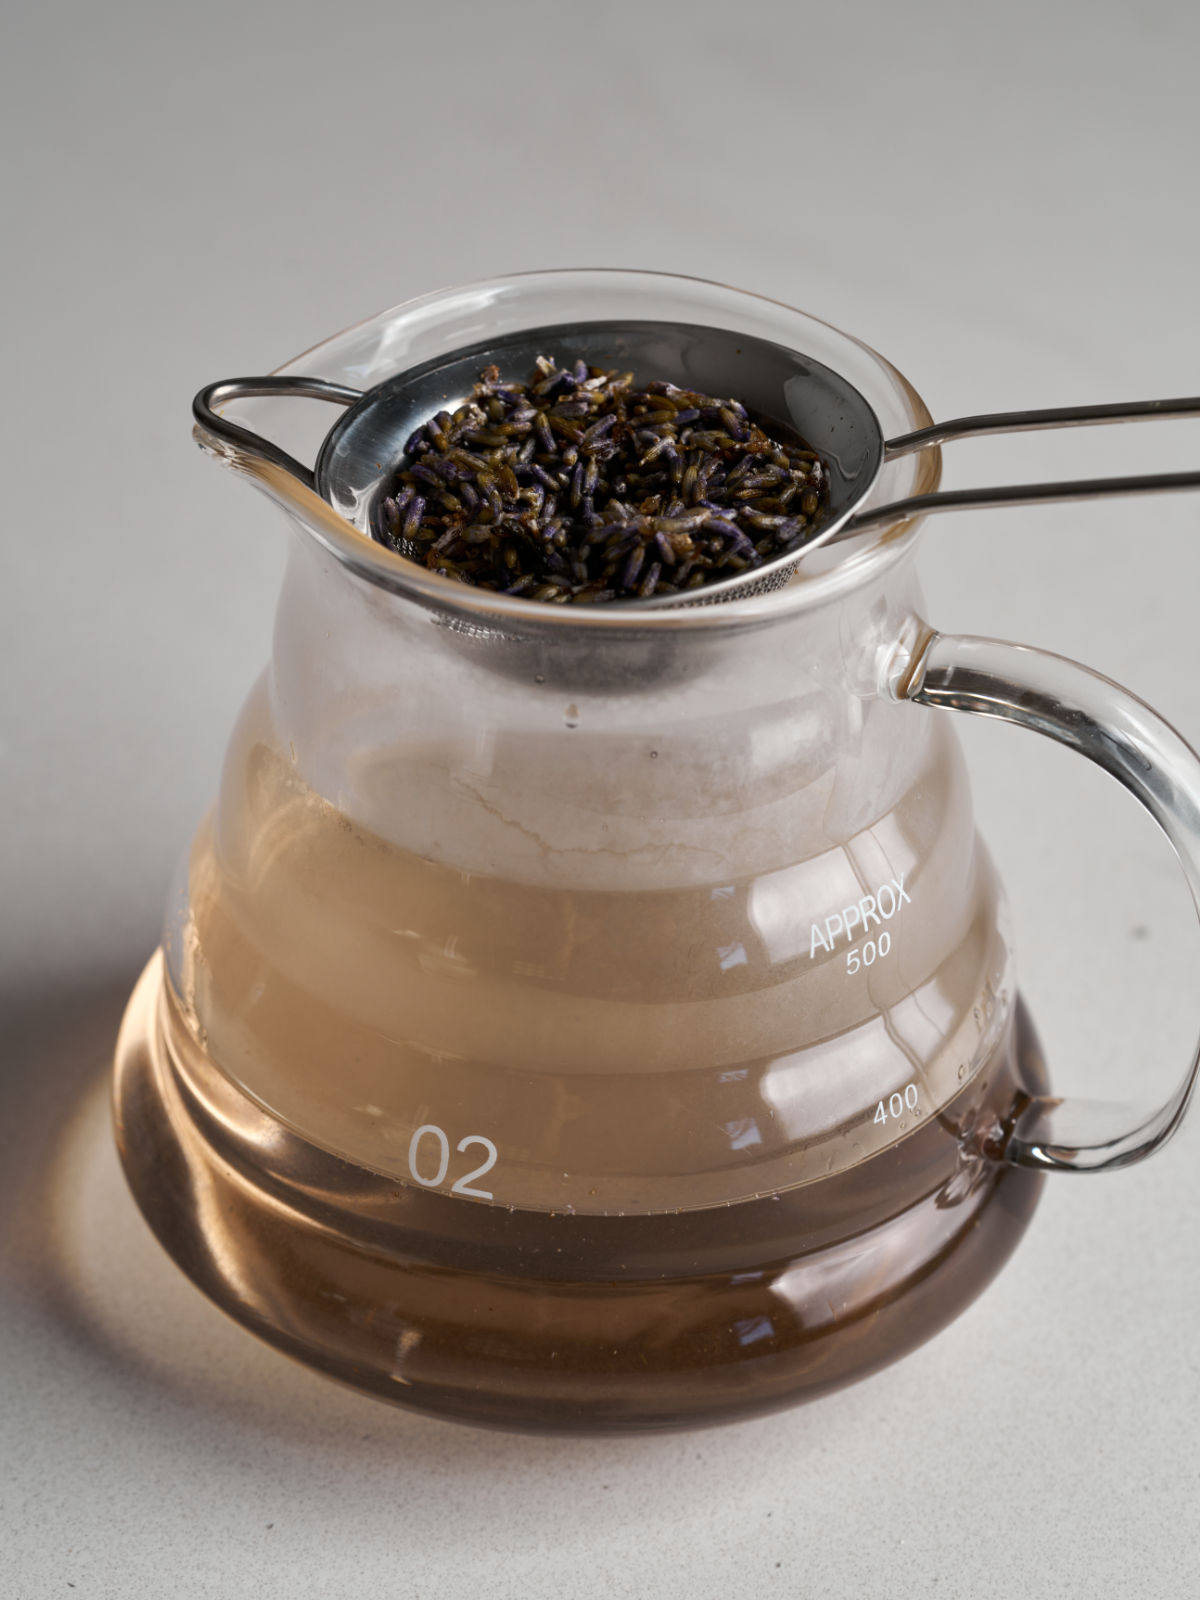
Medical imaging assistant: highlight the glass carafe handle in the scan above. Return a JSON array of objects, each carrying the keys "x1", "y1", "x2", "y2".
[{"x1": 903, "y1": 632, "x2": 1200, "y2": 1173}]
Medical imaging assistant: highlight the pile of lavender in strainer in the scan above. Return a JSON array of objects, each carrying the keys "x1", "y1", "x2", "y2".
[{"x1": 377, "y1": 357, "x2": 828, "y2": 603}]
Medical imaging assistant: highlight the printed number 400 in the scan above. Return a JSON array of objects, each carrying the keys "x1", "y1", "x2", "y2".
[
  {"x1": 874, "y1": 1083, "x2": 919, "y2": 1125},
  {"x1": 408, "y1": 1123, "x2": 498, "y2": 1199}
]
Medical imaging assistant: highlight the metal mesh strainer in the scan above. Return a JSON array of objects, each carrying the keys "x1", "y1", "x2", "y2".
[{"x1": 195, "y1": 318, "x2": 1200, "y2": 610}]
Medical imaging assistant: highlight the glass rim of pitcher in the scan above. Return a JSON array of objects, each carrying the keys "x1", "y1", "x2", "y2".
[{"x1": 241, "y1": 267, "x2": 942, "y2": 630}]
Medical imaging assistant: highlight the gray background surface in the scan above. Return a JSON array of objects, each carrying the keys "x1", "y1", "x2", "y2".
[{"x1": 3, "y1": 2, "x2": 1199, "y2": 1595}]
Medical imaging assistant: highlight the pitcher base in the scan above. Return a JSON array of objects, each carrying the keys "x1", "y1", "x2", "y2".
[{"x1": 113, "y1": 951, "x2": 1046, "y2": 1435}]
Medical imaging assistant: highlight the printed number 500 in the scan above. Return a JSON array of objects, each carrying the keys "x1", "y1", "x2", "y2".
[
  {"x1": 847, "y1": 931, "x2": 891, "y2": 974},
  {"x1": 408, "y1": 1123, "x2": 498, "y2": 1199}
]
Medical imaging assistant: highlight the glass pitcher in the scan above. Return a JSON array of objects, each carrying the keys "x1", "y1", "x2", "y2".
[{"x1": 113, "y1": 270, "x2": 1200, "y2": 1434}]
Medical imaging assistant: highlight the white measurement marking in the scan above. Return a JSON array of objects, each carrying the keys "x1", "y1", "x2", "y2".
[
  {"x1": 452, "y1": 1135, "x2": 499, "y2": 1199},
  {"x1": 874, "y1": 1082, "x2": 920, "y2": 1125},
  {"x1": 846, "y1": 930, "x2": 891, "y2": 974},
  {"x1": 407, "y1": 1123, "x2": 498, "y2": 1199},
  {"x1": 408, "y1": 1124, "x2": 451, "y2": 1187},
  {"x1": 809, "y1": 874, "x2": 911, "y2": 959}
]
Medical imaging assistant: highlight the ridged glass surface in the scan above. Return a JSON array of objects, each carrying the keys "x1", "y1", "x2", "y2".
[{"x1": 118, "y1": 270, "x2": 1048, "y2": 1430}]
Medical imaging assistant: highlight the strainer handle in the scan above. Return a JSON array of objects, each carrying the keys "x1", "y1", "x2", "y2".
[
  {"x1": 843, "y1": 395, "x2": 1200, "y2": 534},
  {"x1": 192, "y1": 377, "x2": 363, "y2": 492},
  {"x1": 887, "y1": 395, "x2": 1200, "y2": 455},
  {"x1": 903, "y1": 631, "x2": 1200, "y2": 1173}
]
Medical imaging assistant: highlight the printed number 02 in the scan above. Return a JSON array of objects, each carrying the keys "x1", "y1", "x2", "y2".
[
  {"x1": 407, "y1": 1124, "x2": 498, "y2": 1199},
  {"x1": 847, "y1": 931, "x2": 891, "y2": 975},
  {"x1": 874, "y1": 1082, "x2": 920, "y2": 1126}
]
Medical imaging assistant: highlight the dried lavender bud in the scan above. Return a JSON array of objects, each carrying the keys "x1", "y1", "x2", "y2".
[{"x1": 374, "y1": 358, "x2": 829, "y2": 603}]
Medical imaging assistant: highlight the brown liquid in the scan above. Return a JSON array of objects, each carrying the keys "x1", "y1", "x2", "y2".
[
  {"x1": 171, "y1": 678, "x2": 1017, "y2": 1216},
  {"x1": 114, "y1": 678, "x2": 1045, "y2": 1432},
  {"x1": 116, "y1": 957, "x2": 1044, "y2": 1432}
]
